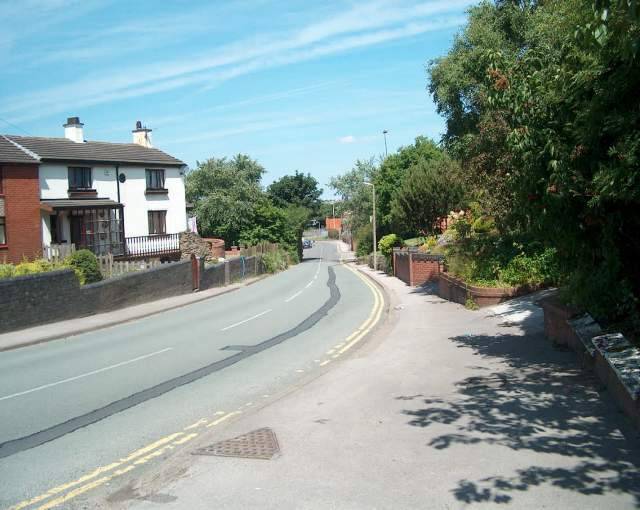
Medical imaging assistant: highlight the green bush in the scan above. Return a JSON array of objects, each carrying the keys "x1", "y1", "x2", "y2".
[
  {"x1": 327, "y1": 229, "x2": 339, "y2": 240},
  {"x1": 498, "y1": 248, "x2": 561, "y2": 287},
  {"x1": 261, "y1": 249, "x2": 289, "y2": 273},
  {"x1": 471, "y1": 216, "x2": 495, "y2": 234},
  {"x1": 378, "y1": 233, "x2": 403, "y2": 266},
  {"x1": 65, "y1": 249, "x2": 102, "y2": 284},
  {"x1": 0, "y1": 264, "x2": 16, "y2": 279},
  {"x1": 355, "y1": 225, "x2": 373, "y2": 258}
]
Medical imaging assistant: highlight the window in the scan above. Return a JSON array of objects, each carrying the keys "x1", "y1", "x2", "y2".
[
  {"x1": 148, "y1": 210, "x2": 167, "y2": 235},
  {"x1": 145, "y1": 169, "x2": 165, "y2": 190},
  {"x1": 68, "y1": 167, "x2": 92, "y2": 190},
  {"x1": 0, "y1": 217, "x2": 5, "y2": 245}
]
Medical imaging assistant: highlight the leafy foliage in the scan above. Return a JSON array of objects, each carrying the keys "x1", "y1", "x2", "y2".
[
  {"x1": 64, "y1": 250, "x2": 102, "y2": 284},
  {"x1": 390, "y1": 155, "x2": 465, "y2": 236},
  {"x1": 429, "y1": 0, "x2": 640, "y2": 323},
  {"x1": 378, "y1": 233, "x2": 403, "y2": 265},
  {"x1": 267, "y1": 171, "x2": 322, "y2": 216}
]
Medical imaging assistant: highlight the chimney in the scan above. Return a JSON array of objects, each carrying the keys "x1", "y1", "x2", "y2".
[
  {"x1": 132, "y1": 120, "x2": 153, "y2": 148},
  {"x1": 63, "y1": 116, "x2": 84, "y2": 143}
]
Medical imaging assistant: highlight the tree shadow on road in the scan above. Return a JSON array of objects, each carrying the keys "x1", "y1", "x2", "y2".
[{"x1": 398, "y1": 320, "x2": 640, "y2": 505}]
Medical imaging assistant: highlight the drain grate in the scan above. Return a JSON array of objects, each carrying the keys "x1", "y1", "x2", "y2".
[{"x1": 192, "y1": 428, "x2": 280, "y2": 460}]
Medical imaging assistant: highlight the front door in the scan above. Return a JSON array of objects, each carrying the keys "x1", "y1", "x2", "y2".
[{"x1": 70, "y1": 215, "x2": 84, "y2": 249}]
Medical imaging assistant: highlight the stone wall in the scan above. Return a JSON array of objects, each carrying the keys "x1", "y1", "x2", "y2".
[
  {"x1": 0, "y1": 269, "x2": 81, "y2": 332},
  {"x1": 201, "y1": 262, "x2": 225, "y2": 289},
  {"x1": 180, "y1": 231, "x2": 220, "y2": 262},
  {"x1": 0, "y1": 261, "x2": 191, "y2": 334}
]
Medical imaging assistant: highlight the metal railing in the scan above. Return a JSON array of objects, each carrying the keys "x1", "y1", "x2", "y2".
[{"x1": 124, "y1": 233, "x2": 180, "y2": 258}]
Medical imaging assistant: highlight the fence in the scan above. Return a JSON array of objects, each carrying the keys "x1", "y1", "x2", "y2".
[
  {"x1": 236, "y1": 242, "x2": 280, "y2": 258},
  {"x1": 97, "y1": 253, "x2": 163, "y2": 278},
  {"x1": 125, "y1": 233, "x2": 180, "y2": 258},
  {"x1": 43, "y1": 243, "x2": 76, "y2": 262}
]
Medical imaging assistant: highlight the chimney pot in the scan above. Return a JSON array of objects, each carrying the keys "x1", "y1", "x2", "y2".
[
  {"x1": 63, "y1": 116, "x2": 84, "y2": 143},
  {"x1": 132, "y1": 121, "x2": 153, "y2": 148}
]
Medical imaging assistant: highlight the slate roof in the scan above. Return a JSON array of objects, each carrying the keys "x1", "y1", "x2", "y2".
[
  {"x1": 4, "y1": 135, "x2": 184, "y2": 166},
  {"x1": 0, "y1": 135, "x2": 39, "y2": 164}
]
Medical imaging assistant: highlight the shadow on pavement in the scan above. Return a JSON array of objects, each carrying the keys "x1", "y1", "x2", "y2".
[{"x1": 398, "y1": 303, "x2": 640, "y2": 506}]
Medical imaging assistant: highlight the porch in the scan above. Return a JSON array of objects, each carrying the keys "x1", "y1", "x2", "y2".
[{"x1": 41, "y1": 199, "x2": 125, "y2": 257}]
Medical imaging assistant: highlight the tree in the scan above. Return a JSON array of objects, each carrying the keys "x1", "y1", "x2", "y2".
[
  {"x1": 267, "y1": 171, "x2": 322, "y2": 215},
  {"x1": 329, "y1": 158, "x2": 376, "y2": 234},
  {"x1": 391, "y1": 156, "x2": 465, "y2": 235},
  {"x1": 186, "y1": 155, "x2": 265, "y2": 245},
  {"x1": 374, "y1": 136, "x2": 444, "y2": 236},
  {"x1": 428, "y1": 0, "x2": 640, "y2": 323}
]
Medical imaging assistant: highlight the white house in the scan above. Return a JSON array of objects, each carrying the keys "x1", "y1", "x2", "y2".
[{"x1": 5, "y1": 117, "x2": 187, "y2": 257}]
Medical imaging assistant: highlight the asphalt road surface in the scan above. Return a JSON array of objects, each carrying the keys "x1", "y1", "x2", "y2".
[{"x1": 0, "y1": 241, "x2": 381, "y2": 509}]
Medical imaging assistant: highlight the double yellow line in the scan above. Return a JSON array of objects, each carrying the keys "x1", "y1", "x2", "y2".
[
  {"x1": 9, "y1": 411, "x2": 240, "y2": 510},
  {"x1": 10, "y1": 263, "x2": 384, "y2": 510},
  {"x1": 319, "y1": 263, "x2": 385, "y2": 366}
]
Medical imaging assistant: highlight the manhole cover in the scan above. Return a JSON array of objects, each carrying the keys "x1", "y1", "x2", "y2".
[{"x1": 192, "y1": 428, "x2": 280, "y2": 460}]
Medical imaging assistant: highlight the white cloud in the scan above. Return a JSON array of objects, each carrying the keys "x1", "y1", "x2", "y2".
[{"x1": 338, "y1": 135, "x2": 356, "y2": 144}]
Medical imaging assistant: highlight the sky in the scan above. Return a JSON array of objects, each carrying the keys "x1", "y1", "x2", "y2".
[{"x1": 0, "y1": 0, "x2": 475, "y2": 196}]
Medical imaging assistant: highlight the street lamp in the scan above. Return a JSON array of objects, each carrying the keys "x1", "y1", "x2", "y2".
[
  {"x1": 363, "y1": 181, "x2": 376, "y2": 271},
  {"x1": 382, "y1": 130, "x2": 388, "y2": 157}
]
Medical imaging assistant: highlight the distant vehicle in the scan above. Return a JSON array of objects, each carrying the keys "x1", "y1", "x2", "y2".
[{"x1": 302, "y1": 239, "x2": 313, "y2": 249}]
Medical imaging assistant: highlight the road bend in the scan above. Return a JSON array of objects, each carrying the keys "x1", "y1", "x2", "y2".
[{"x1": 0, "y1": 241, "x2": 383, "y2": 509}]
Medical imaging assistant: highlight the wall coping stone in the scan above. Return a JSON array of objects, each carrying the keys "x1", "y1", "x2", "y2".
[
  {"x1": 0, "y1": 268, "x2": 76, "y2": 286},
  {"x1": 568, "y1": 313, "x2": 601, "y2": 357},
  {"x1": 592, "y1": 333, "x2": 640, "y2": 401},
  {"x1": 83, "y1": 259, "x2": 190, "y2": 289}
]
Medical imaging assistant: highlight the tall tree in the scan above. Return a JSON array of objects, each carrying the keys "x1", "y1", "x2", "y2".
[
  {"x1": 374, "y1": 136, "x2": 443, "y2": 236},
  {"x1": 185, "y1": 155, "x2": 265, "y2": 245},
  {"x1": 267, "y1": 171, "x2": 322, "y2": 215},
  {"x1": 391, "y1": 156, "x2": 465, "y2": 235}
]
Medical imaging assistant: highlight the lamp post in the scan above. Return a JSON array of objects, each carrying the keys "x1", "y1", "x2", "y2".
[
  {"x1": 382, "y1": 130, "x2": 388, "y2": 157},
  {"x1": 363, "y1": 181, "x2": 376, "y2": 271}
]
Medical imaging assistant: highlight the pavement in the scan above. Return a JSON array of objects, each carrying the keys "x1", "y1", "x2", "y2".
[
  {"x1": 0, "y1": 242, "x2": 383, "y2": 510},
  {"x1": 0, "y1": 275, "x2": 265, "y2": 352},
  {"x1": 99, "y1": 266, "x2": 640, "y2": 509}
]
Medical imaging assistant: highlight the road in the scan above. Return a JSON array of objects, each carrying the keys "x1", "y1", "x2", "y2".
[{"x1": 0, "y1": 242, "x2": 383, "y2": 509}]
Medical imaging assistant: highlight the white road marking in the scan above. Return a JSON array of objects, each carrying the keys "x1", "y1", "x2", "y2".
[
  {"x1": 220, "y1": 309, "x2": 272, "y2": 331},
  {"x1": 284, "y1": 245, "x2": 323, "y2": 302},
  {"x1": 0, "y1": 348, "x2": 173, "y2": 402},
  {"x1": 285, "y1": 290, "x2": 303, "y2": 303}
]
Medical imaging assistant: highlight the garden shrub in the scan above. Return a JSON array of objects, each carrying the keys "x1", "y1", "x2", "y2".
[
  {"x1": 261, "y1": 249, "x2": 289, "y2": 273},
  {"x1": 0, "y1": 264, "x2": 16, "y2": 279},
  {"x1": 327, "y1": 229, "x2": 339, "y2": 239},
  {"x1": 378, "y1": 233, "x2": 403, "y2": 266},
  {"x1": 65, "y1": 249, "x2": 102, "y2": 284},
  {"x1": 355, "y1": 225, "x2": 373, "y2": 258},
  {"x1": 419, "y1": 236, "x2": 438, "y2": 252}
]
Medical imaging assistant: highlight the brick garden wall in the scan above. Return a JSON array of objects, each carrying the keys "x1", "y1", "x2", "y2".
[{"x1": 393, "y1": 249, "x2": 443, "y2": 286}]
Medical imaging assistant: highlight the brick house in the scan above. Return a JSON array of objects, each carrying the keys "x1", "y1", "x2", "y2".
[
  {"x1": 0, "y1": 136, "x2": 42, "y2": 263},
  {"x1": 3, "y1": 117, "x2": 187, "y2": 259}
]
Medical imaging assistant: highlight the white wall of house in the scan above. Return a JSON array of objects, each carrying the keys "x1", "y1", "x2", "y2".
[
  {"x1": 39, "y1": 162, "x2": 187, "y2": 246},
  {"x1": 39, "y1": 163, "x2": 118, "y2": 200},
  {"x1": 117, "y1": 166, "x2": 187, "y2": 237}
]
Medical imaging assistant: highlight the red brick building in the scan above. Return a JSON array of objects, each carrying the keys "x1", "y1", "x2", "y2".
[{"x1": 0, "y1": 136, "x2": 42, "y2": 263}]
